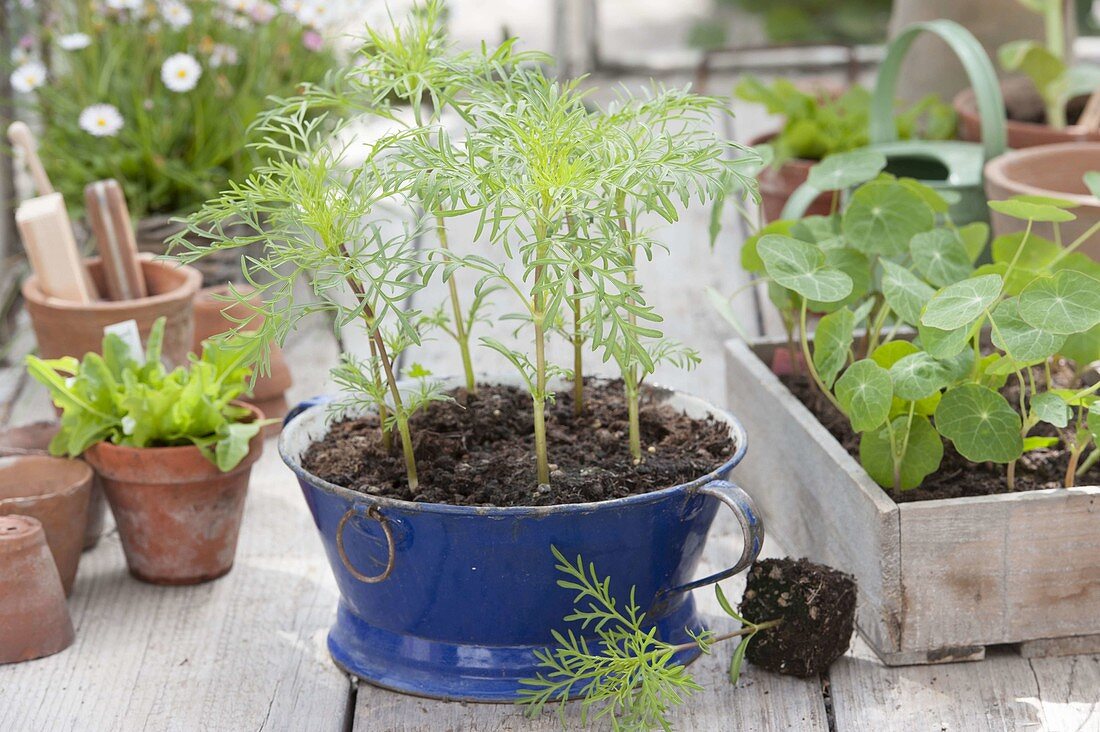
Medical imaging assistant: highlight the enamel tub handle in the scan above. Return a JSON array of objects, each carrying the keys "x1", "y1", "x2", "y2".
[
  {"x1": 283, "y1": 395, "x2": 334, "y2": 427},
  {"x1": 336, "y1": 504, "x2": 396, "y2": 584},
  {"x1": 657, "y1": 480, "x2": 764, "y2": 602}
]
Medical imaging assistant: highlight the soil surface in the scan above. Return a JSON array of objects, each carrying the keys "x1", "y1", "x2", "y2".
[
  {"x1": 302, "y1": 381, "x2": 735, "y2": 507},
  {"x1": 1004, "y1": 85, "x2": 1087, "y2": 126},
  {"x1": 739, "y1": 558, "x2": 857, "y2": 678},
  {"x1": 782, "y1": 371, "x2": 1100, "y2": 502}
]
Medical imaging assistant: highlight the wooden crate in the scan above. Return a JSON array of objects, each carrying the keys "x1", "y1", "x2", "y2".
[{"x1": 724, "y1": 337, "x2": 1100, "y2": 665}]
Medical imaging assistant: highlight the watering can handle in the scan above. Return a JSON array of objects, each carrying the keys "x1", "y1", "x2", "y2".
[
  {"x1": 870, "y1": 19, "x2": 1006, "y2": 162},
  {"x1": 655, "y1": 480, "x2": 764, "y2": 603}
]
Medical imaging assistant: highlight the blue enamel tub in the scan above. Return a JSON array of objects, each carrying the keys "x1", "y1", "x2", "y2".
[{"x1": 279, "y1": 381, "x2": 763, "y2": 701}]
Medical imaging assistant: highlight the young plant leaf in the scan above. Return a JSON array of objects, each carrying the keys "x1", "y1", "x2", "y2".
[
  {"x1": 1023, "y1": 435, "x2": 1060, "y2": 451},
  {"x1": 806, "y1": 150, "x2": 887, "y2": 191},
  {"x1": 1018, "y1": 270, "x2": 1100, "y2": 335},
  {"x1": 741, "y1": 220, "x2": 794, "y2": 273},
  {"x1": 988, "y1": 198, "x2": 1076, "y2": 223},
  {"x1": 757, "y1": 235, "x2": 853, "y2": 303},
  {"x1": 841, "y1": 180, "x2": 934, "y2": 256},
  {"x1": 889, "y1": 351, "x2": 953, "y2": 401},
  {"x1": 859, "y1": 415, "x2": 943, "y2": 491},
  {"x1": 917, "y1": 320, "x2": 975, "y2": 360},
  {"x1": 813, "y1": 308, "x2": 856, "y2": 389},
  {"x1": 871, "y1": 340, "x2": 920, "y2": 369},
  {"x1": 990, "y1": 298, "x2": 1066, "y2": 362},
  {"x1": 881, "y1": 260, "x2": 936, "y2": 327},
  {"x1": 920, "y1": 274, "x2": 1003, "y2": 331},
  {"x1": 810, "y1": 248, "x2": 871, "y2": 311},
  {"x1": 909, "y1": 229, "x2": 974, "y2": 288},
  {"x1": 1030, "y1": 391, "x2": 1071, "y2": 428},
  {"x1": 835, "y1": 359, "x2": 893, "y2": 433},
  {"x1": 1061, "y1": 323, "x2": 1100, "y2": 367},
  {"x1": 934, "y1": 384, "x2": 1024, "y2": 463},
  {"x1": 958, "y1": 222, "x2": 990, "y2": 263},
  {"x1": 990, "y1": 231, "x2": 1061, "y2": 271}
]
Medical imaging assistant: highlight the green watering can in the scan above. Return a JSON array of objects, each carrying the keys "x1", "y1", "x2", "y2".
[{"x1": 781, "y1": 19, "x2": 1007, "y2": 225}]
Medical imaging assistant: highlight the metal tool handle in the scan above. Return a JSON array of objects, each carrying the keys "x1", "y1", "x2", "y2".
[
  {"x1": 336, "y1": 503, "x2": 396, "y2": 584},
  {"x1": 654, "y1": 480, "x2": 764, "y2": 606}
]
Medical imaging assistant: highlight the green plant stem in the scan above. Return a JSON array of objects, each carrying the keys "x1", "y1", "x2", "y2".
[
  {"x1": 800, "y1": 301, "x2": 845, "y2": 412},
  {"x1": 366, "y1": 337, "x2": 393, "y2": 453},
  {"x1": 1077, "y1": 446, "x2": 1100, "y2": 477},
  {"x1": 436, "y1": 216, "x2": 476, "y2": 394},
  {"x1": 532, "y1": 200, "x2": 552, "y2": 486},
  {"x1": 341, "y1": 246, "x2": 418, "y2": 490},
  {"x1": 619, "y1": 201, "x2": 643, "y2": 462},
  {"x1": 667, "y1": 618, "x2": 785, "y2": 654},
  {"x1": 1051, "y1": 220, "x2": 1100, "y2": 266},
  {"x1": 568, "y1": 214, "x2": 584, "y2": 417},
  {"x1": 1045, "y1": 0, "x2": 1066, "y2": 62},
  {"x1": 1066, "y1": 444, "x2": 1083, "y2": 487}
]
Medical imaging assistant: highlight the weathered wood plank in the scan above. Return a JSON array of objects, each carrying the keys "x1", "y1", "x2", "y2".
[
  {"x1": 724, "y1": 337, "x2": 903, "y2": 658},
  {"x1": 352, "y1": 513, "x2": 831, "y2": 731},
  {"x1": 830, "y1": 638, "x2": 1047, "y2": 731},
  {"x1": 899, "y1": 488, "x2": 1100, "y2": 654},
  {"x1": 0, "y1": 310, "x2": 352, "y2": 732}
]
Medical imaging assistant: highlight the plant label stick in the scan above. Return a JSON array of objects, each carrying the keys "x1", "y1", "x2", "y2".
[
  {"x1": 84, "y1": 180, "x2": 147, "y2": 301},
  {"x1": 15, "y1": 193, "x2": 97, "y2": 303},
  {"x1": 102, "y1": 320, "x2": 146, "y2": 365},
  {"x1": 7, "y1": 121, "x2": 54, "y2": 196}
]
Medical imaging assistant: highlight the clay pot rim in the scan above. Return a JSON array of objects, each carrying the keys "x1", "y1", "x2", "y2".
[
  {"x1": 984, "y1": 142, "x2": 1100, "y2": 207},
  {"x1": 0, "y1": 455, "x2": 93, "y2": 506},
  {"x1": 953, "y1": 86, "x2": 1100, "y2": 143},
  {"x1": 0, "y1": 514, "x2": 46, "y2": 548},
  {"x1": 83, "y1": 402, "x2": 265, "y2": 482},
  {"x1": 21, "y1": 257, "x2": 201, "y2": 312}
]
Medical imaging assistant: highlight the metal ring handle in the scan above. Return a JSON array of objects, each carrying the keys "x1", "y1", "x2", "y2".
[
  {"x1": 336, "y1": 504, "x2": 395, "y2": 584},
  {"x1": 655, "y1": 480, "x2": 764, "y2": 606}
]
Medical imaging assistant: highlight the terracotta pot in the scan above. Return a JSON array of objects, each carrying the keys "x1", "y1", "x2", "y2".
[
  {"x1": 192, "y1": 285, "x2": 293, "y2": 428},
  {"x1": 0, "y1": 515, "x2": 74, "y2": 665},
  {"x1": 751, "y1": 133, "x2": 832, "y2": 223},
  {"x1": 0, "y1": 421, "x2": 107, "y2": 551},
  {"x1": 984, "y1": 142, "x2": 1100, "y2": 259},
  {"x1": 955, "y1": 77, "x2": 1100, "y2": 150},
  {"x1": 83, "y1": 406, "x2": 264, "y2": 585},
  {"x1": 23, "y1": 257, "x2": 202, "y2": 368},
  {"x1": 0, "y1": 455, "x2": 92, "y2": 595}
]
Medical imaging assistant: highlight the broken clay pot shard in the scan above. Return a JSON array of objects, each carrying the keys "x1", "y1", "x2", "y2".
[
  {"x1": 739, "y1": 557, "x2": 858, "y2": 678},
  {"x1": 0, "y1": 515, "x2": 75, "y2": 664}
]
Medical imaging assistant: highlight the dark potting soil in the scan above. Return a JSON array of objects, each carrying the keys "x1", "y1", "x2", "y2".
[
  {"x1": 781, "y1": 372, "x2": 1100, "y2": 502},
  {"x1": 739, "y1": 558, "x2": 857, "y2": 678},
  {"x1": 1004, "y1": 89, "x2": 1087, "y2": 126},
  {"x1": 301, "y1": 381, "x2": 734, "y2": 507}
]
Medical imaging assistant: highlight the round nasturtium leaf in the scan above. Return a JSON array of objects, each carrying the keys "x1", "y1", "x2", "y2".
[
  {"x1": 990, "y1": 231, "x2": 1061, "y2": 271},
  {"x1": 807, "y1": 150, "x2": 887, "y2": 192},
  {"x1": 871, "y1": 340, "x2": 920, "y2": 369},
  {"x1": 990, "y1": 299, "x2": 1066, "y2": 362},
  {"x1": 842, "y1": 180, "x2": 935, "y2": 256},
  {"x1": 757, "y1": 234, "x2": 853, "y2": 303},
  {"x1": 958, "y1": 222, "x2": 990, "y2": 263},
  {"x1": 917, "y1": 320, "x2": 975, "y2": 360},
  {"x1": 1029, "y1": 391, "x2": 1071, "y2": 428},
  {"x1": 1060, "y1": 323, "x2": 1100, "y2": 367},
  {"x1": 881, "y1": 260, "x2": 936, "y2": 327},
  {"x1": 934, "y1": 384, "x2": 1024, "y2": 463},
  {"x1": 812, "y1": 308, "x2": 856, "y2": 389},
  {"x1": 741, "y1": 220, "x2": 793, "y2": 274},
  {"x1": 1018, "y1": 270, "x2": 1100, "y2": 335},
  {"x1": 921, "y1": 274, "x2": 1003, "y2": 331},
  {"x1": 899, "y1": 178, "x2": 950, "y2": 214},
  {"x1": 859, "y1": 415, "x2": 944, "y2": 491},
  {"x1": 988, "y1": 198, "x2": 1077, "y2": 223},
  {"x1": 790, "y1": 215, "x2": 837, "y2": 245},
  {"x1": 809, "y1": 247, "x2": 871, "y2": 312},
  {"x1": 909, "y1": 229, "x2": 974, "y2": 288},
  {"x1": 889, "y1": 351, "x2": 953, "y2": 401},
  {"x1": 835, "y1": 359, "x2": 893, "y2": 433}
]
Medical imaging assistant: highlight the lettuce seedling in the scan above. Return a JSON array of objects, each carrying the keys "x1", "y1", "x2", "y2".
[{"x1": 25, "y1": 318, "x2": 267, "y2": 471}]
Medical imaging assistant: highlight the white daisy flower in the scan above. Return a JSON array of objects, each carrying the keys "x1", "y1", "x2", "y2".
[
  {"x1": 250, "y1": 2, "x2": 276, "y2": 22},
  {"x1": 223, "y1": 0, "x2": 257, "y2": 13},
  {"x1": 160, "y1": 53, "x2": 202, "y2": 93},
  {"x1": 11, "y1": 62, "x2": 47, "y2": 93},
  {"x1": 79, "y1": 104, "x2": 124, "y2": 137},
  {"x1": 106, "y1": 0, "x2": 142, "y2": 10},
  {"x1": 209, "y1": 44, "x2": 239, "y2": 68},
  {"x1": 161, "y1": 1, "x2": 192, "y2": 28},
  {"x1": 57, "y1": 33, "x2": 92, "y2": 51}
]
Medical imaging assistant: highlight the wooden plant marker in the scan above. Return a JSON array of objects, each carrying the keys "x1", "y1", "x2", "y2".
[
  {"x1": 84, "y1": 180, "x2": 148, "y2": 301},
  {"x1": 15, "y1": 193, "x2": 98, "y2": 303},
  {"x1": 7, "y1": 122, "x2": 54, "y2": 196}
]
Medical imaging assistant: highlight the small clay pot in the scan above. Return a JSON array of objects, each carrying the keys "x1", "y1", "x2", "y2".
[
  {"x1": 192, "y1": 285, "x2": 292, "y2": 429},
  {"x1": 955, "y1": 77, "x2": 1100, "y2": 150},
  {"x1": 750, "y1": 133, "x2": 832, "y2": 223},
  {"x1": 0, "y1": 455, "x2": 92, "y2": 595},
  {"x1": 0, "y1": 515, "x2": 74, "y2": 664},
  {"x1": 0, "y1": 421, "x2": 107, "y2": 551},
  {"x1": 22, "y1": 257, "x2": 202, "y2": 368},
  {"x1": 83, "y1": 406, "x2": 264, "y2": 585},
  {"x1": 984, "y1": 142, "x2": 1100, "y2": 260}
]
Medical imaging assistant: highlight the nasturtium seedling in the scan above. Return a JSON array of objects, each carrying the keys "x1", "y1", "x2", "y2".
[
  {"x1": 835, "y1": 359, "x2": 893, "y2": 433},
  {"x1": 757, "y1": 235, "x2": 853, "y2": 303},
  {"x1": 859, "y1": 415, "x2": 943, "y2": 491},
  {"x1": 990, "y1": 299, "x2": 1066, "y2": 362},
  {"x1": 841, "y1": 180, "x2": 934, "y2": 256},
  {"x1": 989, "y1": 198, "x2": 1077, "y2": 223},
  {"x1": 881, "y1": 260, "x2": 936, "y2": 327},
  {"x1": 1017, "y1": 270, "x2": 1100, "y2": 335},
  {"x1": 920, "y1": 274, "x2": 1003, "y2": 331},
  {"x1": 812, "y1": 308, "x2": 856, "y2": 389},
  {"x1": 909, "y1": 229, "x2": 973, "y2": 288},
  {"x1": 806, "y1": 150, "x2": 887, "y2": 191}
]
